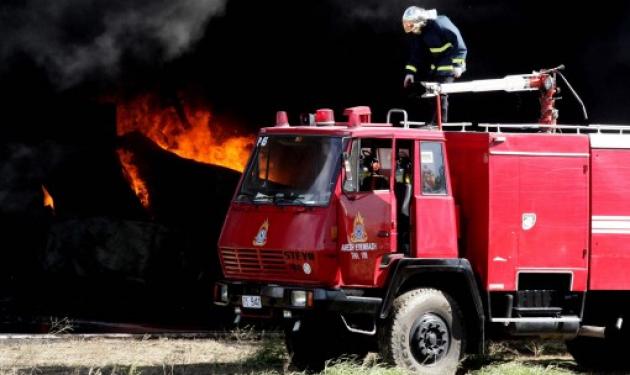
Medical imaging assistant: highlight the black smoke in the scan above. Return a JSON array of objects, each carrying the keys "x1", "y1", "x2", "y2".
[
  {"x1": 0, "y1": 0, "x2": 226, "y2": 88},
  {"x1": 3, "y1": 0, "x2": 630, "y2": 122}
]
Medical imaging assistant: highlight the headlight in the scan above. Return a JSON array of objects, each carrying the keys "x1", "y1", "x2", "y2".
[
  {"x1": 290, "y1": 290, "x2": 313, "y2": 307},
  {"x1": 214, "y1": 283, "x2": 229, "y2": 304},
  {"x1": 291, "y1": 290, "x2": 307, "y2": 307}
]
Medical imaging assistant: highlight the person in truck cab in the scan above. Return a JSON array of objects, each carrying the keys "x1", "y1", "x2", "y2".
[
  {"x1": 361, "y1": 158, "x2": 389, "y2": 191},
  {"x1": 395, "y1": 151, "x2": 413, "y2": 254},
  {"x1": 422, "y1": 164, "x2": 438, "y2": 192}
]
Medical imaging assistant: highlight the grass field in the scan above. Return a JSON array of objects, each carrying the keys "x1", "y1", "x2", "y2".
[{"x1": 0, "y1": 328, "x2": 584, "y2": 375}]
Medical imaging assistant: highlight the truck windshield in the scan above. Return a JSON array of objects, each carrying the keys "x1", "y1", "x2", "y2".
[{"x1": 236, "y1": 135, "x2": 343, "y2": 206}]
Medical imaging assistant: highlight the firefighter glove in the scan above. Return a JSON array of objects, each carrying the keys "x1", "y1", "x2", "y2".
[
  {"x1": 453, "y1": 63, "x2": 466, "y2": 78},
  {"x1": 404, "y1": 74, "x2": 415, "y2": 88}
]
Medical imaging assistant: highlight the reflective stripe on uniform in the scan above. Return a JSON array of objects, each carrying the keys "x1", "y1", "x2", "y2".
[
  {"x1": 405, "y1": 64, "x2": 417, "y2": 73},
  {"x1": 429, "y1": 43, "x2": 452, "y2": 53},
  {"x1": 430, "y1": 64, "x2": 436, "y2": 70},
  {"x1": 452, "y1": 58, "x2": 465, "y2": 64},
  {"x1": 437, "y1": 65, "x2": 454, "y2": 71}
]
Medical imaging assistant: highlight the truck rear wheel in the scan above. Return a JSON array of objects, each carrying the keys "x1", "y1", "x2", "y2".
[
  {"x1": 379, "y1": 288, "x2": 464, "y2": 375},
  {"x1": 566, "y1": 334, "x2": 627, "y2": 370}
]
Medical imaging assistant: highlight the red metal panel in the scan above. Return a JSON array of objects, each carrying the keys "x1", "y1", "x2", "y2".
[
  {"x1": 590, "y1": 149, "x2": 630, "y2": 290},
  {"x1": 413, "y1": 196, "x2": 458, "y2": 258},
  {"x1": 218, "y1": 204, "x2": 339, "y2": 286},
  {"x1": 514, "y1": 156, "x2": 589, "y2": 269},
  {"x1": 512, "y1": 155, "x2": 589, "y2": 290},
  {"x1": 487, "y1": 155, "x2": 520, "y2": 291},
  {"x1": 414, "y1": 140, "x2": 458, "y2": 259},
  {"x1": 445, "y1": 132, "x2": 491, "y2": 290},
  {"x1": 487, "y1": 134, "x2": 590, "y2": 292},
  {"x1": 337, "y1": 191, "x2": 395, "y2": 287},
  {"x1": 489, "y1": 133, "x2": 588, "y2": 154}
]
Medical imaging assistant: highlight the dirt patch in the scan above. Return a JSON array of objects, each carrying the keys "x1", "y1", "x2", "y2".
[{"x1": 0, "y1": 334, "x2": 286, "y2": 375}]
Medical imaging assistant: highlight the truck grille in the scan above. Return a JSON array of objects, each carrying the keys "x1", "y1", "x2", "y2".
[{"x1": 221, "y1": 248, "x2": 287, "y2": 278}]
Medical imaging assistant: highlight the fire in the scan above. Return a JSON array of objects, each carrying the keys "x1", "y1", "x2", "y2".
[
  {"x1": 116, "y1": 92, "x2": 254, "y2": 209},
  {"x1": 116, "y1": 94, "x2": 254, "y2": 171},
  {"x1": 117, "y1": 150, "x2": 150, "y2": 209},
  {"x1": 42, "y1": 185, "x2": 55, "y2": 212}
]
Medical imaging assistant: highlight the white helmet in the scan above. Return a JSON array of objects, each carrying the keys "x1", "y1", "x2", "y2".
[{"x1": 402, "y1": 6, "x2": 437, "y2": 34}]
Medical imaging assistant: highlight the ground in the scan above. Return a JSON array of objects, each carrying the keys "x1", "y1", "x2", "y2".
[{"x1": 0, "y1": 329, "x2": 585, "y2": 375}]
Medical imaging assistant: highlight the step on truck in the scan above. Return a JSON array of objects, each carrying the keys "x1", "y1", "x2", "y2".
[{"x1": 214, "y1": 67, "x2": 630, "y2": 373}]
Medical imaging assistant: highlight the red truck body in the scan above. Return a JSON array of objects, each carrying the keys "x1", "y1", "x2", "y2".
[
  {"x1": 215, "y1": 104, "x2": 630, "y2": 373},
  {"x1": 218, "y1": 126, "x2": 460, "y2": 289},
  {"x1": 446, "y1": 131, "x2": 630, "y2": 293},
  {"x1": 218, "y1": 126, "x2": 630, "y2": 293},
  {"x1": 447, "y1": 132, "x2": 591, "y2": 292}
]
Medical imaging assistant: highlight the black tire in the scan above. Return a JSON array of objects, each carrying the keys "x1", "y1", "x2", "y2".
[
  {"x1": 566, "y1": 335, "x2": 627, "y2": 370},
  {"x1": 285, "y1": 322, "x2": 327, "y2": 372},
  {"x1": 285, "y1": 315, "x2": 369, "y2": 372},
  {"x1": 379, "y1": 288, "x2": 465, "y2": 375}
]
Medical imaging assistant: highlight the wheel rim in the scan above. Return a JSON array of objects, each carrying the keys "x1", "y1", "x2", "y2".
[{"x1": 409, "y1": 313, "x2": 450, "y2": 365}]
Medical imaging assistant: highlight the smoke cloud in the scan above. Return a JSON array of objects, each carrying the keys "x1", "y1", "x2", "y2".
[{"x1": 0, "y1": 0, "x2": 226, "y2": 88}]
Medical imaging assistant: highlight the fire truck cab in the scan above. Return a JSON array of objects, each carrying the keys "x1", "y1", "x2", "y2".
[{"x1": 215, "y1": 72, "x2": 630, "y2": 373}]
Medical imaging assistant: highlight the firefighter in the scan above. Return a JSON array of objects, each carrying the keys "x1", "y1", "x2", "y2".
[
  {"x1": 402, "y1": 6, "x2": 467, "y2": 123},
  {"x1": 361, "y1": 158, "x2": 389, "y2": 191}
]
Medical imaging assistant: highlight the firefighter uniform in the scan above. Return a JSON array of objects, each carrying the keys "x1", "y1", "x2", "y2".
[{"x1": 405, "y1": 15, "x2": 467, "y2": 122}]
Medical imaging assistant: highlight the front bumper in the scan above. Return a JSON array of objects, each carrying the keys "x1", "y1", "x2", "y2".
[{"x1": 214, "y1": 281, "x2": 383, "y2": 318}]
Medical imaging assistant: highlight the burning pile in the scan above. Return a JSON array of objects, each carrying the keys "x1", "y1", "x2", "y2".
[
  {"x1": 42, "y1": 185, "x2": 55, "y2": 212},
  {"x1": 116, "y1": 93, "x2": 254, "y2": 208}
]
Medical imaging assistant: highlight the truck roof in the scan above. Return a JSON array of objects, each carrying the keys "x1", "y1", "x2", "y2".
[
  {"x1": 259, "y1": 124, "x2": 446, "y2": 141},
  {"x1": 261, "y1": 106, "x2": 630, "y2": 141}
]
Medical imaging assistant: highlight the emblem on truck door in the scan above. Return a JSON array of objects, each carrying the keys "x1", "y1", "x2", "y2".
[
  {"x1": 522, "y1": 213, "x2": 537, "y2": 231},
  {"x1": 253, "y1": 219, "x2": 269, "y2": 246},
  {"x1": 350, "y1": 212, "x2": 368, "y2": 243}
]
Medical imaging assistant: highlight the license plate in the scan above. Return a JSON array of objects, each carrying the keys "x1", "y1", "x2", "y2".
[{"x1": 242, "y1": 295, "x2": 262, "y2": 309}]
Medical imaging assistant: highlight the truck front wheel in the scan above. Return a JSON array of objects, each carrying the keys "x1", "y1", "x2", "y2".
[{"x1": 379, "y1": 288, "x2": 464, "y2": 375}]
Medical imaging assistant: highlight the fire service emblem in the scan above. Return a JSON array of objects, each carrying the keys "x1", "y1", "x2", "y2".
[
  {"x1": 253, "y1": 219, "x2": 269, "y2": 246},
  {"x1": 350, "y1": 212, "x2": 368, "y2": 243}
]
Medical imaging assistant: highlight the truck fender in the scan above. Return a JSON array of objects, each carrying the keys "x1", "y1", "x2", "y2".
[{"x1": 379, "y1": 258, "x2": 486, "y2": 355}]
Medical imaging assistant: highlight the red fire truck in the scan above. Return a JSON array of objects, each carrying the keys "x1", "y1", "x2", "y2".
[{"x1": 214, "y1": 68, "x2": 630, "y2": 373}]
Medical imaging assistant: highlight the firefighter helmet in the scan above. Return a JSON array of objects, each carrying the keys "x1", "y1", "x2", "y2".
[{"x1": 402, "y1": 6, "x2": 437, "y2": 34}]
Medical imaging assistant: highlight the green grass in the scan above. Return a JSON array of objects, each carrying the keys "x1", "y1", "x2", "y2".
[{"x1": 242, "y1": 337, "x2": 288, "y2": 368}]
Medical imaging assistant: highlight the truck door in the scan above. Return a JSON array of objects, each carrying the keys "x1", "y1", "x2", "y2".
[
  {"x1": 338, "y1": 138, "x2": 396, "y2": 286},
  {"x1": 414, "y1": 141, "x2": 459, "y2": 259}
]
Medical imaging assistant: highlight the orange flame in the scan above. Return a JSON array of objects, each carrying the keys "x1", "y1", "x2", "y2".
[
  {"x1": 117, "y1": 149, "x2": 150, "y2": 209},
  {"x1": 117, "y1": 94, "x2": 254, "y2": 171},
  {"x1": 42, "y1": 185, "x2": 55, "y2": 212},
  {"x1": 115, "y1": 93, "x2": 254, "y2": 209}
]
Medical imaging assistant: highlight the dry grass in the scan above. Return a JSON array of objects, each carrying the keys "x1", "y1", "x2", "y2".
[
  {"x1": 466, "y1": 340, "x2": 579, "y2": 375},
  {"x1": 0, "y1": 333, "x2": 582, "y2": 375},
  {"x1": 0, "y1": 329, "x2": 285, "y2": 375},
  {"x1": 0, "y1": 337, "x2": 256, "y2": 367}
]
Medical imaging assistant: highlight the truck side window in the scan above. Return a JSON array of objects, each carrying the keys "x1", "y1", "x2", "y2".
[
  {"x1": 343, "y1": 138, "x2": 393, "y2": 193},
  {"x1": 359, "y1": 139, "x2": 392, "y2": 192},
  {"x1": 420, "y1": 142, "x2": 447, "y2": 195}
]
